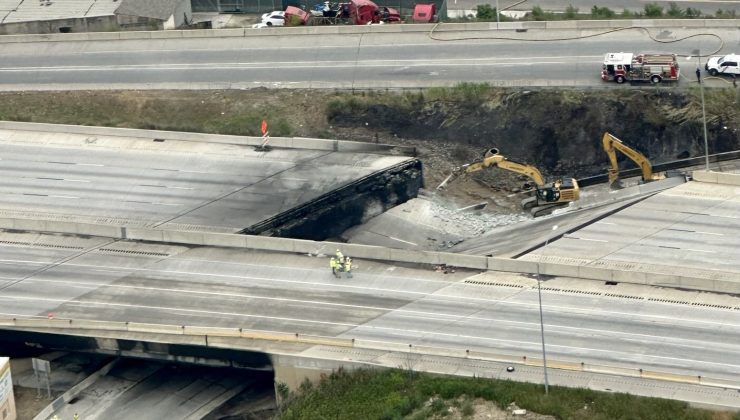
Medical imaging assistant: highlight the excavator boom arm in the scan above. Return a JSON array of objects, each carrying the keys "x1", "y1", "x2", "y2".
[
  {"x1": 494, "y1": 160, "x2": 545, "y2": 186},
  {"x1": 602, "y1": 132, "x2": 654, "y2": 183}
]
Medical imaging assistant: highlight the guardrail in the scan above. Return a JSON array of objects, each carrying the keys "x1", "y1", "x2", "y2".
[
  {"x1": 1, "y1": 316, "x2": 736, "y2": 391},
  {"x1": 0, "y1": 19, "x2": 737, "y2": 43}
]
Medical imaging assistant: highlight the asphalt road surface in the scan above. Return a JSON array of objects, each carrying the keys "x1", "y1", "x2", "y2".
[
  {"x1": 0, "y1": 127, "x2": 412, "y2": 232},
  {"x1": 0, "y1": 27, "x2": 736, "y2": 89},
  {"x1": 0, "y1": 230, "x2": 738, "y2": 385},
  {"x1": 521, "y1": 180, "x2": 740, "y2": 281}
]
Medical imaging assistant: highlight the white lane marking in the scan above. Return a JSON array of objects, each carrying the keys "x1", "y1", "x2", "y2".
[
  {"x1": 3, "y1": 292, "x2": 738, "y2": 371},
  {"x1": 8, "y1": 272, "x2": 740, "y2": 353},
  {"x1": 694, "y1": 231, "x2": 724, "y2": 236},
  {"x1": 76, "y1": 163, "x2": 104, "y2": 167},
  {"x1": 152, "y1": 202, "x2": 182, "y2": 206},
  {"x1": 596, "y1": 222, "x2": 615, "y2": 225},
  {"x1": 389, "y1": 237, "x2": 418, "y2": 246},
  {"x1": 565, "y1": 236, "x2": 608, "y2": 243},
  {"x1": 0, "y1": 60, "x2": 570, "y2": 72},
  {"x1": 351, "y1": 324, "x2": 740, "y2": 370},
  {"x1": 20, "y1": 276, "x2": 740, "y2": 347},
  {"x1": 12, "y1": 260, "x2": 740, "y2": 330},
  {"x1": 64, "y1": 179, "x2": 90, "y2": 183},
  {"x1": 0, "y1": 258, "x2": 737, "y2": 329},
  {"x1": 49, "y1": 195, "x2": 79, "y2": 199},
  {"x1": 0, "y1": 294, "x2": 357, "y2": 327},
  {"x1": 686, "y1": 249, "x2": 715, "y2": 254},
  {"x1": 168, "y1": 186, "x2": 194, "y2": 190}
]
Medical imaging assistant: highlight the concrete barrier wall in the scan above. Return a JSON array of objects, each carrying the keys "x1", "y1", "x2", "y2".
[
  {"x1": 4, "y1": 317, "x2": 739, "y2": 392},
  {"x1": 0, "y1": 216, "x2": 737, "y2": 293},
  {"x1": 0, "y1": 121, "x2": 416, "y2": 155},
  {"x1": 32, "y1": 358, "x2": 119, "y2": 420},
  {"x1": 0, "y1": 19, "x2": 737, "y2": 43},
  {"x1": 693, "y1": 170, "x2": 740, "y2": 186}
]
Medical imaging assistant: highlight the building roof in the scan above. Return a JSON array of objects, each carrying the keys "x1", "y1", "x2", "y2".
[
  {"x1": 1, "y1": 0, "x2": 116, "y2": 24},
  {"x1": 114, "y1": 0, "x2": 181, "y2": 20},
  {"x1": 0, "y1": 0, "x2": 179, "y2": 24}
]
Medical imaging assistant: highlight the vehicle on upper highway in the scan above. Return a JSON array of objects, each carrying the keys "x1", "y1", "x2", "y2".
[
  {"x1": 705, "y1": 54, "x2": 740, "y2": 77},
  {"x1": 259, "y1": 10, "x2": 286, "y2": 26},
  {"x1": 601, "y1": 52, "x2": 680, "y2": 84}
]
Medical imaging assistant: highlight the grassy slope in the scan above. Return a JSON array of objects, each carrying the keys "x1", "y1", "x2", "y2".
[{"x1": 278, "y1": 368, "x2": 739, "y2": 420}]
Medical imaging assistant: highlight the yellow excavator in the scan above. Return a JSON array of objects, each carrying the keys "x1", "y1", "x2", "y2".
[
  {"x1": 602, "y1": 132, "x2": 664, "y2": 187},
  {"x1": 437, "y1": 148, "x2": 580, "y2": 216}
]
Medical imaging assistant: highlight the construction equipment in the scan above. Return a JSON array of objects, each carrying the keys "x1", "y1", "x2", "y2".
[
  {"x1": 602, "y1": 132, "x2": 665, "y2": 188},
  {"x1": 437, "y1": 148, "x2": 580, "y2": 216}
]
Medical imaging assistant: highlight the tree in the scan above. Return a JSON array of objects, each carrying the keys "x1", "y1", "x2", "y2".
[
  {"x1": 564, "y1": 5, "x2": 578, "y2": 19},
  {"x1": 591, "y1": 6, "x2": 615, "y2": 18},
  {"x1": 475, "y1": 4, "x2": 497, "y2": 20},
  {"x1": 666, "y1": 2, "x2": 684, "y2": 17},
  {"x1": 685, "y1": 7, "x2": 701, "y2": 18},
  {"x1": 644, "y1": 3, "x2": 663, "y2": 17},
  {"x1": 531, "y1": 5, "x2": 546, "y2": 20}
]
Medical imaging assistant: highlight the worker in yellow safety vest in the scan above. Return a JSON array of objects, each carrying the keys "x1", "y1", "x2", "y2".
[{"x1": 330, "y1": 257, "x2": 340, "y2": 278}]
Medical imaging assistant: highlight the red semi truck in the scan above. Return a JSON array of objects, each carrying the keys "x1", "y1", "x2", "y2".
[{"x1": 347, "y1": 0, "x2": 400, "y2": 24}]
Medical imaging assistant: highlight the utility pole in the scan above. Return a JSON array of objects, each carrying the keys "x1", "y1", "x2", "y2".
[
  {"x1": 495, "y1": 0, "x2": 500, "y2": 29},
  {"x1": 692, "y1": 49, "x2": 710, "y2": 171},
  {"x1": 537, "y1": 225, "x2": 558, "y2": 395}
]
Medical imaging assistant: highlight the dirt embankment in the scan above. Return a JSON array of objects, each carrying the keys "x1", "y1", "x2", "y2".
[{"x1": 0, "y1": 87, "x2": 737, "y2": 208}]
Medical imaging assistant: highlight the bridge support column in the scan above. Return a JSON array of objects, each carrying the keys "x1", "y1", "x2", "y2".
[{"x1": 271, "y1": 354, "x2": 363, "y2": 405}]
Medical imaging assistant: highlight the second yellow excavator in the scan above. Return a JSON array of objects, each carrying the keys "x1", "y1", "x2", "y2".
[
  {"x1": 602, "y1": 132, "x2": 664, "y2": 187},
  {"x1": 437, "y1": 148, "x2": 580, "y2": 216}
]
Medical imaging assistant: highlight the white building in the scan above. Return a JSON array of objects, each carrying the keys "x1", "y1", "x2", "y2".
[
  {"x1": 0, "y1": 0, "x2": 192, "y2": 34},
  {"x1": 0, "y1": 358, "x2": 16, "y2": 420}
]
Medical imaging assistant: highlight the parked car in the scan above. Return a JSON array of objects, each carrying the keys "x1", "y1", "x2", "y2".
[
  {"x1": 705, "y1": 54, "x2": 740, "y2": 77},
  {"x1": 260, "y1": 11, "x2": 285, "y2": 26},
  {"x1": 251, "y1": 22, "x2": 274, "y2": 28}
]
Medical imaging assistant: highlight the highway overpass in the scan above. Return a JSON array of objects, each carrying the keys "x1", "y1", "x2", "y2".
[{"x1": 1, "y1": 122, "x2": 740, "y2": 410}]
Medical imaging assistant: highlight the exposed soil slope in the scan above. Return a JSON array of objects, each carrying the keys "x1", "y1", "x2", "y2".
[{"x1": 1, "y1": 87, "x2": 737, "y2": 210}]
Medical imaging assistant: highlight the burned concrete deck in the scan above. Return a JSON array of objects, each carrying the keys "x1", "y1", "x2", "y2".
[{"x1": 0, "y1": 122, "x2": 420, "y2": 237}]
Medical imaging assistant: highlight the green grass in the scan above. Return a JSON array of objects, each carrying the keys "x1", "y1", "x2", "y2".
[{"x1": 278, "y1": 368, "x2": 738, "y2": 420}]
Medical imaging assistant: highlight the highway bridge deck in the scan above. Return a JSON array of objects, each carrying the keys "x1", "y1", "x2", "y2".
[
  {"x1": 520, "y1": 180, "x2": 740, "y2": 282},
  {"x1": 0, "y1": 124, "x2": 417, "y2": 234},
  {"x1": 0, "y1": 230, "x2": 739, "y2": 388}
]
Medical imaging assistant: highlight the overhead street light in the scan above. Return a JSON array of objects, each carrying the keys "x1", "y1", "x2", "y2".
[
  {"x1": 537, "y1": 225, "x2": 558, "y2": 395},
  {"x1": 496, "y1": 0, "x2": 500, "y2": 29},
  {"x1": 690, "y1": 49, "x2": 710, "y2": 171}
]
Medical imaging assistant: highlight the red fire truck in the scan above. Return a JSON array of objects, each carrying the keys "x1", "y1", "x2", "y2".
[{"x1": 601, "y1": 52, "x2": 680, "y2": 84}]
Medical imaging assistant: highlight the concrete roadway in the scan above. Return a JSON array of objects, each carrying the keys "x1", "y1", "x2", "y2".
[
  {"x1": 0, "y1": 126, "x2": 412, "y2": 232},
  {"x1": 1, "y1": 230, "x2": 739, "y2": 389},
  {"x1": 0, "y1": 27, "x2": 736, "y2": 89},
  {"x1": 520, "y1": 180, "x2": 740, "y2": 281}
]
